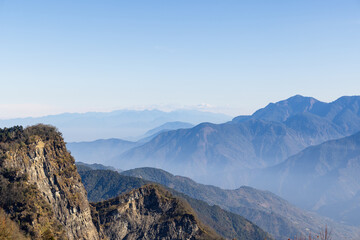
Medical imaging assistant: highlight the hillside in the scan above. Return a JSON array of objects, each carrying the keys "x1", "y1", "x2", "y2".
[
  {"x1": 92, "y1": 184, "x2": 223, "y2": 240},
  {"x1": 122, "y1": 167, "x2": 360, "y2": 240},
  {"x1": 0, "y1": 207, "x2": 28, "y2": 240},
  {"x1": 79, "y1": 169, "x2": 273, "y2": 240},
  {"x1": 75, "y1": 161, "x2": 121, "y2": 172},
  {"x1": 251, "y1": 131, "x2": 360, "y2": 225},
  {"x1": 0, "y1": 125, "x2": 228, "y2": 240},
  {"x1": 78, "y1": 168, "x2": 150, "y2": 201},
  {"x1": 0, "y1": 125, "x2": 98, "y2": 239}
]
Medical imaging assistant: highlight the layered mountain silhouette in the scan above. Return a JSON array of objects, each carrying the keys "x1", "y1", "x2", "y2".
[
  {"x1": 78, "y1": 168, "x2": 273, "y2": 240},
  {"x1": 3, "y1": 95, "x2": 360, "y2": 239},
  {"x1": 120, "y1": 167, "x2": 359, "y2": 240},
  {"x1": 67, "y1": 138, "x2": 138, "y2": 165},
  {"x1": 63, "y1": 95, "x2": 360, "y2": 231},
  {"x1": 250, "y1": 131, "x2": 360, "y2": 226},
  {"x1": 0, "y1": 110, "x2": 230, "y2": 142},
  {"x1": 142, "y1": 121, "x2": 194, "y2": 139},
  {"x1": 106, "y1": 95, "x2": 360, "y2": 188}
]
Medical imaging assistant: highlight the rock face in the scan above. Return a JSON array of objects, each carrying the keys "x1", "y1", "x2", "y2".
[
  {"x1": 0, "y1": 125, "x2": 99, "y2": 240},
  {"x1": 78, "y1": 169, "x2": 273, "y2": 240},
  {"x1": 91, "y1": 184, "x2": 222, "y2": 240}
]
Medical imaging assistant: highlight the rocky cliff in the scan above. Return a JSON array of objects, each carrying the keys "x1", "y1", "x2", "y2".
[
  {"x1": 0, "y1": 125, "x2": 98, "y2": 240},
  {"x1": 91, "y1": 184, "x2": 222, "y2": 240}
]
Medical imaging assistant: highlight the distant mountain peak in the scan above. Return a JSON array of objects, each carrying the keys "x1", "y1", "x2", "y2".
[
  {"x1": 285, "y1": 95, "x2": 319, "y2": 106},
  {"x1": 232, "y1": 95, "x2": 324, "y2": 123},
  {"x1": 254, "y1": 95, "x2": 321, "y2": 120},
  {"x1": 286, "y1": 94, "x2": 315, "y2": 100}
]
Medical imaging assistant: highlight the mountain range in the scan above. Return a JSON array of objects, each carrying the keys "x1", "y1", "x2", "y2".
[
  {"x1": 234, "y1": 95, "x2": 360, "y2": 134},
  {"x1": 2, "y1": 93, "x2": 360, "y2": 239},
  {"x1": 66, "y1": 121, "x2": 195, "y2": 165},
  {"x1": 0, "y1": 109, "x2": 230, "y2": 142},
  {"x1": 78, "y1": 167, "x2": 273, "y2": 240},
  {"x1": 67, "y1": 138, "x2": 138, "y2": 165},
  {"x1": 250, "y1": 131, "x2": 360, "y2": 226},
  {"x1": 88, "y1": 95, "x2": 360, "y2": 188},
  {"x1": 119, "y1": 167, "x2": 359, "y2": 240},
  {"x1": 65, "y1": 95, "x2": 360, "y2": 232}
]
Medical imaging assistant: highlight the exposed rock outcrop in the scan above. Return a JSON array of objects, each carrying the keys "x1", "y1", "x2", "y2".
[
  {"x1": 0, "y1": 125, "x2": 98, "y2": 240},
  {"x1": 91, "y1": 184, "x2": 223, "y2": 240}
]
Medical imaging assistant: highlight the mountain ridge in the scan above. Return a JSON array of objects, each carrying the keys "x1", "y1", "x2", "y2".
[
  {"x1": 233, "y1": 95, "x2": 360, "y2": 134},
  {"x1": 250, "y1": 131, "x2": 360, "y2": 226},
  {"x1": 0, "y1": 109, "x2": 231, "y2": 142},
  {"x1": 121, "y1": 167, "x2": 360, "y2": 239},
  {"x1": 78, "y1": 168, "x2": 274, "y2": 240},
  {"x1": 111, "y1": 95, "x2": 360, "y2": 188},
  {"x1": 91, "y1": 184, "x2": 223, "y2": 240}
]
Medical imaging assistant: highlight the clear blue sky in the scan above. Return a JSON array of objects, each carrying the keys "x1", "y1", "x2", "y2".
[{"x1": 0, "y1": 0, "x2": 359, "y2": 118}]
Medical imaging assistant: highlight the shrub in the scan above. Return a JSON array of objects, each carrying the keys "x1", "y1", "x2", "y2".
[{"x1": 0, "y1": 207, "x2": 28, "y2": 240}]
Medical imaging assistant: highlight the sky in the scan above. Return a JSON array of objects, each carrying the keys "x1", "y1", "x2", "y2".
[{"x1": 0, "y1": 0, "x2": 359, "y2": 118}]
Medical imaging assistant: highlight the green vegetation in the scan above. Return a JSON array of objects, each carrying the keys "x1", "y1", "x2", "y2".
[
  {"x1": 78, "y1": 169, "x2": 149, "y2": 201},
  {"x1": 0, "y1": 207, "x2": 28, "y2": 240},
  {"x1": 0, "y1": 169, "x2": 65, "y2": 239},
  {"x1": 174, "y1": 191, "x2": 273, "y2": 240},
  {"x1": 0, "y1": 124, "x2": 61, "y2": 146},
  {"x1": 0, "y1": 124, "x2": 63, "y2": 165}
]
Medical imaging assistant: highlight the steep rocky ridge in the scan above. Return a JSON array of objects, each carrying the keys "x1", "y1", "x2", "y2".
[
  {"x1": 79, "y1": 169, "x2": 273, "y2": 240},
  {"x1": 0, "y1": 125, "x2": 98, "y2": 240},
  {"x1": 91, "y1": 184, "x2": 223, "y2": 240}
]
